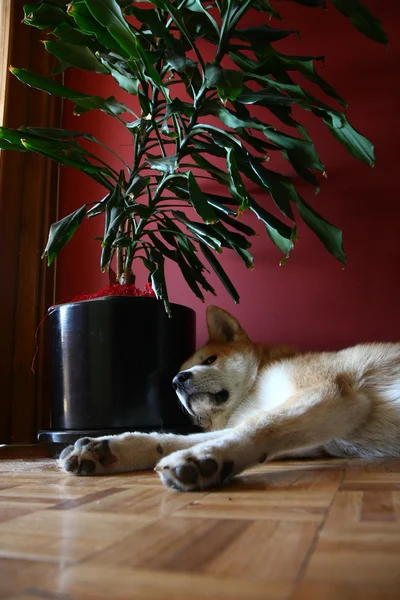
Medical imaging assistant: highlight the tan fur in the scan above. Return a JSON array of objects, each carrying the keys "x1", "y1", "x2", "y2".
[{"x1": 59, "y1": 306, "x2": 400, "y2": 491}]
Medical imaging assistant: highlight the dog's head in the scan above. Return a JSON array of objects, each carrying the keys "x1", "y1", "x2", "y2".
[{"x1": 172, "y1": 306, "x2": 260, "y2": 430}]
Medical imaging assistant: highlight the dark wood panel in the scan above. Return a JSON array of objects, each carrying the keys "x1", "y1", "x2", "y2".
[{"x1": 0, "y1": 0, "x2": 61, "y2": 442}]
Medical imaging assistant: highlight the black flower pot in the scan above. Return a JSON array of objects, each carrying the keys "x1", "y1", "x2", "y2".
[{"x1": 38, "y1": 296, "x2": 199, "y2": 444}]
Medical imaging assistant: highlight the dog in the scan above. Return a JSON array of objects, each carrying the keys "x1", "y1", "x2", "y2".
[{"x1": 59, "y1": 305, "x2": 400, "y2": 491}]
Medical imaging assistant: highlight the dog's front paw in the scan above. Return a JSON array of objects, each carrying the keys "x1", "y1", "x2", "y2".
[
  {"x1": 156, "y1": 449, "x2": 235, "y2": 491},
  {"x1": 58, "y1": 437, "x2": 118, "y2": 476}
]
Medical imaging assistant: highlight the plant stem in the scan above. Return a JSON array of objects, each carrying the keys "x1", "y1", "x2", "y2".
[{"x1": 116, "y1": 245, "x2": 123, "y2": 283}]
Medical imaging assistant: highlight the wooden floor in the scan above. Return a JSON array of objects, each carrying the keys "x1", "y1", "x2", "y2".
[{"x1": 0, "y1": 450, "x2": 399, "y2": 600}]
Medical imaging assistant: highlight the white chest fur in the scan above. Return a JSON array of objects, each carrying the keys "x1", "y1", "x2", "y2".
[
  {"x1": 255, "y1": 362, "x2": 295, "y2": 412},
  {"x1": 226, "y1": 362, "x2": 295, "y2": 428}
]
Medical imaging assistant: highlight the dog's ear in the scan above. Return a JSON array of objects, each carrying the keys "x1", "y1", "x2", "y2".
[{"x1": 206, "y1": 306, "x2": 249, "y2": 343}]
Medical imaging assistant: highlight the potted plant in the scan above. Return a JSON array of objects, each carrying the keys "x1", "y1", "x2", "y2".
[{"x1": 0, "y1": 0, "x2": 387, "y2": 442}]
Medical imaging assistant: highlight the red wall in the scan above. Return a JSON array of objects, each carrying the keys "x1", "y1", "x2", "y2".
[{"x1": 56, "y1": 1, "x2": 400, "y2": 350}]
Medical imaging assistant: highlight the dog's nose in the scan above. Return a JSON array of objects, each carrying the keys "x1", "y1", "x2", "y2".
[{"x1": 172, "y1": 371, "x2": 192, "y2": 389}]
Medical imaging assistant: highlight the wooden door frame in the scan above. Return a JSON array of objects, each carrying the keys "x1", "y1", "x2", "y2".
[{"x1": 0, "y1": 1, "x2": 62, "y2": 443}]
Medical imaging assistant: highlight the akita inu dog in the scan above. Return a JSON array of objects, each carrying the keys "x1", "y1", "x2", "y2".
[{"x1": 59, "y1": 306, "x2": 400, "y2": 491}]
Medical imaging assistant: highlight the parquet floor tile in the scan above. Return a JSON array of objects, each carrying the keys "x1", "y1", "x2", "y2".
[{"x1": 1, "y1": 449, "x2": 399, "y2": 599}]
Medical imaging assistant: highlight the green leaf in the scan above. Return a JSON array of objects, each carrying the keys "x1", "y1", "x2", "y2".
[
  {"x1": 231, "y1": 246, "x2": 254, "y2": 269},
  {"x1": 127, "y1": 6, "x2": 180, "y2": 50},
  {"x1": 178, "y1": 7, "x2": 219, "y2": 44},
  {"x1": 127, "y1": 203, "x2": 152, "y2": 219},
  {"x1": 205, "y1": 194, "x2": 237, "y2": 216},
  {"x1": 85, "y1": 0, "x2": 167, "y2": 89},
  {"x1": 19, "y1": 136, "x2": 114, "y2": 175},
  {"x1": 191, "y1": 152, "x2": 230, "y2": 186},
  {"x1": 312, "y1": 108, "x2": 375, "y2": 166},
  {"x1": 273, "y1": 50, "x2": 347, "y2": 108},
  {"x1": 226, "y1": 147, "x2": 250, "y2": 214},
  {"x1": 192, "y1": 123, "x2": 243, "y2": 150},
  {"x1": 332, "y1": 0, "x2": 388, "y2": 45},
  {"x1": 248, "y1": 155, "x2": 295, "y2": 220},
  {"x1": 101, "y1": 184, "x2": 126, "y2": 268},
  {"x1": 165, "y1": 99, "x2": 195, "y2": 119},
  {"x1": 200, "y1": 243, "x2": 240, "y2": 303},
  {"x1": 148, "y1": 232, "x2": 177, "y2": 262},
  {"x1": 253, "y1": 0, "x2": 283, "y2": 20},
  {"x1": 160, "y1": 120, "x2": 172, "y2": 137},
  {"x1": 173, "y1": 211, "x2": 223, "y2": 252},
  {"x1": 184, "y1": 0, "x2": 220, "y2": 34},
  {"x1": 236, "y1": 87, "x2": 295, "y2": 107},
  {"x1": 137, "y1": 90, "x2": 151, "y2": 115},
  {"x1": 200, "y1": 143, "x2": 298, "y2": 224},
  {"x1": 154, "y1": 0, "x2": 205, "y2": 69},
  {"x1": 187, "y1": 172, "x2": 218, "y2": 224},
  {"x1": 176, "y1": 237, "x2": 209, "y2": 276},
  {"x1": 237, "y1": 129, "x2": 275, "y2": 155},
  {"x1": 159, "y1": 216, "x2": 197, "y2": 254},
  {"x1": 180, "y1": 259, "x2": 216, "y2": 298},
  {"x1": 148, "y1": 249, "x2": 171, "y2": 315},
  {"x1": 231, "y1": 48, "x2": 346, "y2": 108},
  {"x1": 205, "y1": 65, "x2": 243, "y2": 102},
  {"x1": 52, "y1": 25, "x2": 101, "y2": 52},
  {"x1": 0, "y1": 139, "x2": 26, "y2": 151},
  {"x1": 234, "y1": 61, "x2": 374, "y2": 168},
  {"x1": 87, "y1": 193, "x2": 110, "y2": 218},
  {"x1": 250, "y1": 201, "x2": 295, "y2": 261},
  {"x1": 216, "y1": 211, "x2": 257, "y2": 237},
  {"x1": 166, "y1": 52, "x2": 197, "y2": 74},
  {"x1": 289, "y1": 155, "x2": 320, "y2": 187},
  {"x1": 16, "y1": 136, "x2": 115, "y2": 191},
  {"x1": 84, "y1": 0, "x2": 140, "y2": 59},
  {"x1": 212, "y1": 221, "x2": 252, "y2": 250},
  {"x1": 127, "y1": 175, "x2": 150, "y2": 197},
  {"x1": 0, "y1": 126, "x2": 118, "y2": 166},
  {"x1": 135, "y1": 42, "x2": 167, "y2": 90},
  {"x1": 9, "y1": 67, "x2": 131, "y2": 117},
  {"x1": 146, "y1": 154, "x2": 178, "y2": 174},
  {"x1": 112, "y1": 233, "x2": 132, "y2": 248},
  {"x1": 99, "y1": 57, "x2": 139, "y2": 94},
  {"x1": 19, "y1": 126, "x2": 129, "y2": 170},
  {"x1": 176, "y1": 252, "x2": 206, "y2": 302},
  {"x1": 217, "y1": 107, "x2": 324, "y2": 172},
  {"x1": 234, "y1": 25, "x2": 295, "y2": 44},
  {"x1": 0, "y1": 126, "x2": 27, "y2": 150},
  {"x1": 43, "y1": 41, "x2": 108, "y2": 74},
  {"x1": 296, "y1": 196, "x2": 346, "y2": 264},
  {"x1": 23, "y1": 2, "x2": 70, "y2": 29},
  {"x1": 42, "y1": 205, "x2": 86, "y2": 265},
  {"x1": 68, "y1": 0, "x2": 128, "y2": 56}
]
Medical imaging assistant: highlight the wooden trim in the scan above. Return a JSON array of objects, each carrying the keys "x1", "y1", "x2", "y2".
[
  {"x1": 0, "y1": 1, "x2": 62, "y2": 443},
  {"x1": 0, "y1": 443, "x2": 57, "y2": 459},
  {"x1": 0, "y1": 0, "x2": 11, "y2": 126}
]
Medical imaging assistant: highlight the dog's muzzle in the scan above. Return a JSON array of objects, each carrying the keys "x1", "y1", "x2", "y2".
[
  {"x1": 172, "y1": 371, "x2": 230, "y2": 406},
  {"x1": 172, "y1": 370, "x2": 193, "y2": 392}
]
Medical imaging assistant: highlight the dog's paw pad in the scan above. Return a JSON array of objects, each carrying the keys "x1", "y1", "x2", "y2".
[
  {"x1": 58, "y1": 438, "x2": 117, "y2": 476},
  {"x1": 157, "y1": 453, "x2": 235, "y2": 491},
  {"x1": 63, "y1": 454, "x2": 79, "y2": 473},
  {"x1": 174, "y1": 464, "x2": 198, "y2": 484},
  {"x1": 59, "y1": 445, "x2": 75, "y2": 461},
  {"x1": 79, "y1": 459, "x2": 96, "y2": 475}
]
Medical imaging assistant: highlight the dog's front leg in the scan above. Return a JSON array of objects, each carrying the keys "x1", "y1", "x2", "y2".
[
  {"x1": 157, "y1": 385, "x2": 372, "y2": 491},
  {"x1": 58, "y1": 430, "x2": 229, "y2": 476}
]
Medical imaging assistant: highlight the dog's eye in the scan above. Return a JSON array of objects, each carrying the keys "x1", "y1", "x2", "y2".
[{"x1": 202, "y1": 355, "x2": 217, "y2": 366}]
